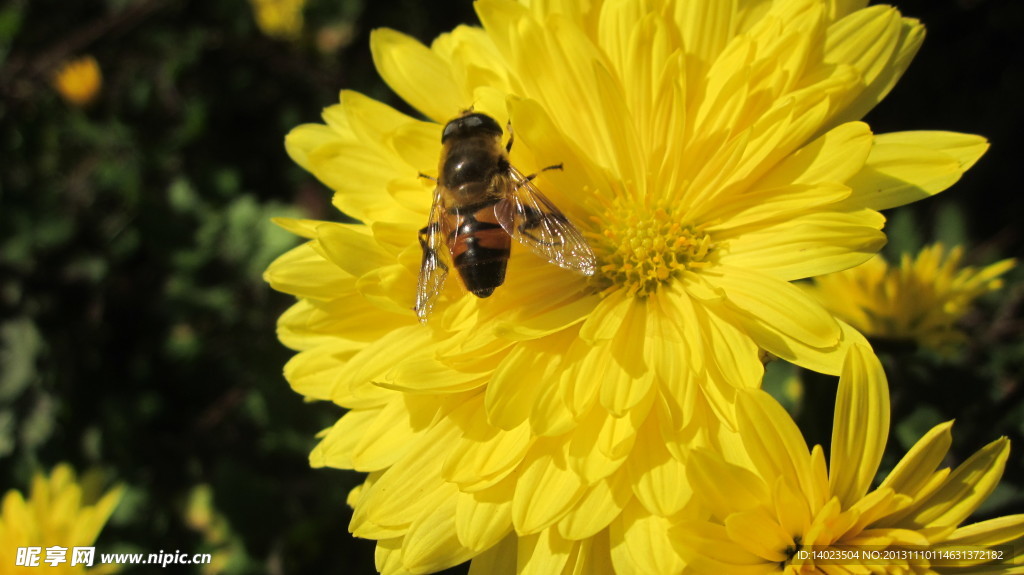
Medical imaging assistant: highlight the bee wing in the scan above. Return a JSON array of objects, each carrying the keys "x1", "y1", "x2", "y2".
[
  {"x1": 415, "y1": 185, "x2": 451, "y2": 322},
  {"x1": 495, "y1": 166, "x2": 597, "y2": 276}
]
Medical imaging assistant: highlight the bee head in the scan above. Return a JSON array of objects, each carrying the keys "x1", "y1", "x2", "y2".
[{"x1": 441, "y1": 112, "x2": 503, "y2": 143}]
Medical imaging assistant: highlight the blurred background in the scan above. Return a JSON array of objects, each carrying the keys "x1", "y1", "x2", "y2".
[{"x1": 0, "y1": 0, "x2": 1021, "y2": 573}]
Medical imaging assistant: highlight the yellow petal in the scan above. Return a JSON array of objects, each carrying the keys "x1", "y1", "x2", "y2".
[
  {"x1": 760, "y1": 121, "x2": 874, "y2": 189},
  {"x1": 350, "y1": 394, "x2": 441, "y2": 472},
  {"x1": 273, "y1": 300, "x2": 318, "y2": 351},
  {"x1": 433, "y1": 25, "x2": 516, "y2": 98},
  {"x1": 735, "y1": 390, "x2": 818, "y2": 501},
  {"x1": 686, "y1": 448, "x2": 770, "y2": 522},
  {"x1": 401, "y1": 490, "x2": 477, "y2": 573},
  {"x1": 284, "y1": 342, "x2": 358, "y2": 403},
  {"x1": 597, "y1": 3, "x2": 674, "y2": 153},
  {"x1": 333, "y1": 325, "x2": 435, "y2": 407},
  {"x1": 557, "y1": 336, "x2": 602, "y2": 418},
  {"x1": 824, "y1": 6, "x2": 904, "y2": 108},
  {"x1": 265, "y1": 242, "x2": 356, "y2": 300},
  {"x1": 608, "y1": 499, "x2": 686, "y2": 575},
  {"x1": 455, "y1": 476, "x2": 514, "y2": 552},
  {"x1": 493, "y1": 292, "x2": 598, "y2": 341},
  {"x1": 559, "y1": 335, "x2": 650, "y2": 420},
  {"x1": 674, "y1": 1, "x2": 738, "y2": 67},
  {"x1": 724, "y1": 508, "x2": 793, "y2": 562},
  {"x1": 601, "y1": 321, "x2": 653, "y2": 414},
  {"x1": 309, "y1": 408, "x2": 378, "y2": 470},
  {"x1": 293, "y1": 124, "x2": 416, "y2": 225},
  {"x1": 688, "y1": 98, "x2": 834, "y2": 215},
  {"x1": 284, "y1": 123, "x2": 341, "y2": 175},
  {"x1": 840, "y1": 131, "x2": 989, "y2": 211},
  {"x1": 646, "y1": 289, "x2": 715, "y2": 429},
  {"x1": 579, "y1": 287, "x2": 632, "y2": 343},
  {"x1": 577, "y1": 531, "x2": 616, "y2": 575},
  {"x1": 370, "y1": 28, "x2": 464, "y2": 122},
  {"x1": 281, "y1": 294, "x2": 402, "y2": 346},
  {"x1": 270, "y1": 216, "x2": 325, "y2": 239},
  {"x1": 829, "y1": 345, "x2": 890, "y2": 506},
  {"x1": 443, "y1": 416, "x2": 532, "y2": 492},
  {"x1": 502, "y1": 94, "x2": 612, "y2": 220},
  {"x1": 516, "y1": 529, "x2": 577, "y2": 575},
  {"x1": 626, "y1": 420, "x2": 694, "y2": 518},
  {"x1": 487, "y1": 337, "x2": 562, "y2": 430},
  {"x1": 372, "y1": 536, "x2": 406, "y2": 575},
  {"x1": 879, "y1": 421, "x2": 953, "y2": 495},
  {"x1": 827, "y1": 0, "x2": 870, "y2": 20},
  {"x1": 900, "y1": 437, "x2": 1010, "y2": 528},
  {"x1": 774, "y1": 477, "x2": 813, "y2": 539},
  {"x1": 714, "y1": 302, "x2": 867, "y2": 376},
  {"x1": 944, "y1": 515, "x2": 1024, "y2": 547},
  {"x1": 717, "y1": 209, "x2": 886, "y2": 281},
  {"x1": 690, "y1": 291, "x2": 764, "y2": 403},
  {"x1": 843, "y1": 487, "x2": 906, "y2": 535},
  {"x1": 567, "y1": 404, "x2": 642, "y2": 483},
  {"x1": 829, "y1": 11, "x2": 924, "y2": 125},
  {"x1": 493, "y1": 6, "x2": 644, "y2": 187},
  {"x1": 877, "y1": 130, "x2": 989, "y2": 172},
  {"x1": 467, "y1": 535, "x2": 517, "y2": 575},
  {"x1": 512, "y1": 439, "x2": 587, "y2": 534},
  {"x1": 674, "y1": 522, "x2": 777, "y2": 575},
  {"x1": 381, "y1": 354, "x2": 488, "y2": 394},
  {"x1": 529, "y1": 367, "x2": 583, "y2": 437},
  {"x1": 488, "y1": 251, "x2": 598, "y2": 341},
  {"x1": 350, "y1": 401, "x2": 466, "y2": 538},
  {"x1": 704, "y1": 264, "x2": 840, "y2": 349},
  {"x1": 315, "y1": 223, "x2": 398, "y2": 278},
  {"x1": 700, "y1": 182, "x2": 852, "y2": 232},
  {"x1": 556, "y1": 470, "x2": 632, "y2": 540}
]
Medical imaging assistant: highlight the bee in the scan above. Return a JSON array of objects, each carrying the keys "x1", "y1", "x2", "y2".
[{"x1": 415, "y1": 111, "x2": 597, "y2": 322}]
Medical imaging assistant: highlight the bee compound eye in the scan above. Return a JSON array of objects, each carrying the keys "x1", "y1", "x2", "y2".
[
  {"x1": 441, "y1": 120, "x2": 459, "y2": 142},
  {"x1": 466, "y1": 113, "x2": 502, "y2": 136},
  {"x1": 442, "y1": 113, "x2": 503, "y2": 143}
]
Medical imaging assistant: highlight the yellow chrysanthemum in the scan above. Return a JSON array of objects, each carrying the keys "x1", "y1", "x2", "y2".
[
  {"x1": 680, "y1": 345, "x2": 1024, "y2": 573},
  {"x1": 0, "y1": 464, "x2": 124, "y2": 574},
  {"x1": 249, "y1": 0, "x2": 305, "y2": 40},
  {"x1": 267, "y1": 0, "x2": 989, "y2": 572},
  {"x1": 803, "y1": 243, "x2": 1015, "y2": 355},
  {"x1": 52, "y1": 56, "x2": 102, "y2": 107}
]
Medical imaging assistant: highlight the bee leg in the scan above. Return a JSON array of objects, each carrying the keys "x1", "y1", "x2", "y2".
[
  {"x1": 515, "y1": 206, "x2": 567, "y2": 246},
  {"x1": 418, "y1": 225, "x2": 448, "y2": 272},
  {"x1": 505, "y1": 121, "x2": 514, "y2": 153},
  {"x1": 504, "y1": 121, "x2": 565, "y2": 177},
  {"x1": 513, "y1": 164, "x2": 564, "y2": 192},
  {"x1": 418, "y1": 172, "x2": 438, "y2": 182},
  {"x1": 532, "y1": 164, "x2": 563, "y2": 178},
  {"x1": 503, "y1": 123, "x2": 566, "y2": 178},
  {"x1": 511, "y1": 164, "x2": 566, "y2": 244}
]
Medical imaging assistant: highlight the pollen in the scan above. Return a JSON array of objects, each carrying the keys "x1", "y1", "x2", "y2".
[{"x1": 590, "y1": 198, "x2": 714, "y2": 297}]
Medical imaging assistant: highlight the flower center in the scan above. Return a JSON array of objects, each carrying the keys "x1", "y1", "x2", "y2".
[{"x1": 589, "y1": 198, "x2": 714, "y2": 297}]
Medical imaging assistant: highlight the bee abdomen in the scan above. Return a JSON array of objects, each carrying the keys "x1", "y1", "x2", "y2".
[
  {"x1": 456, "y1": 251, "x2": 504, "y2": 298},
  {"x1": 450, "y1": 206, "x2": 511, "y2": 298}
]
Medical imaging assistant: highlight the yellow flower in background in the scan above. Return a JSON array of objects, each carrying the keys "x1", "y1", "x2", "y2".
[
  {"x1": 680, "y1": 345, "x2": 1024, "y2": 573},
  {"x1": 0, "y1": 464, "x2": 124, "y2": 574},
  {"x1": 184, "y1": 485, "x2": 246, "y2": 575},
  {"x1": 804, "y1": 243, "x2": 1015, "y2": 354},
  {"x1": 249, "y1": 0, "x2": 305, "y2": 40},
  {"x1": 267, "y1": 0, "x2": 990, "y2": 572},
  {"x1": 52, "y1": 56, "x2": 101, "y2": 107}
]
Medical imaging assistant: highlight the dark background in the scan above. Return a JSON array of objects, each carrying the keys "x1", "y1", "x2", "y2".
[{"x1": 1, "y1": 0, "x2": 1021, "y2": 573}]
